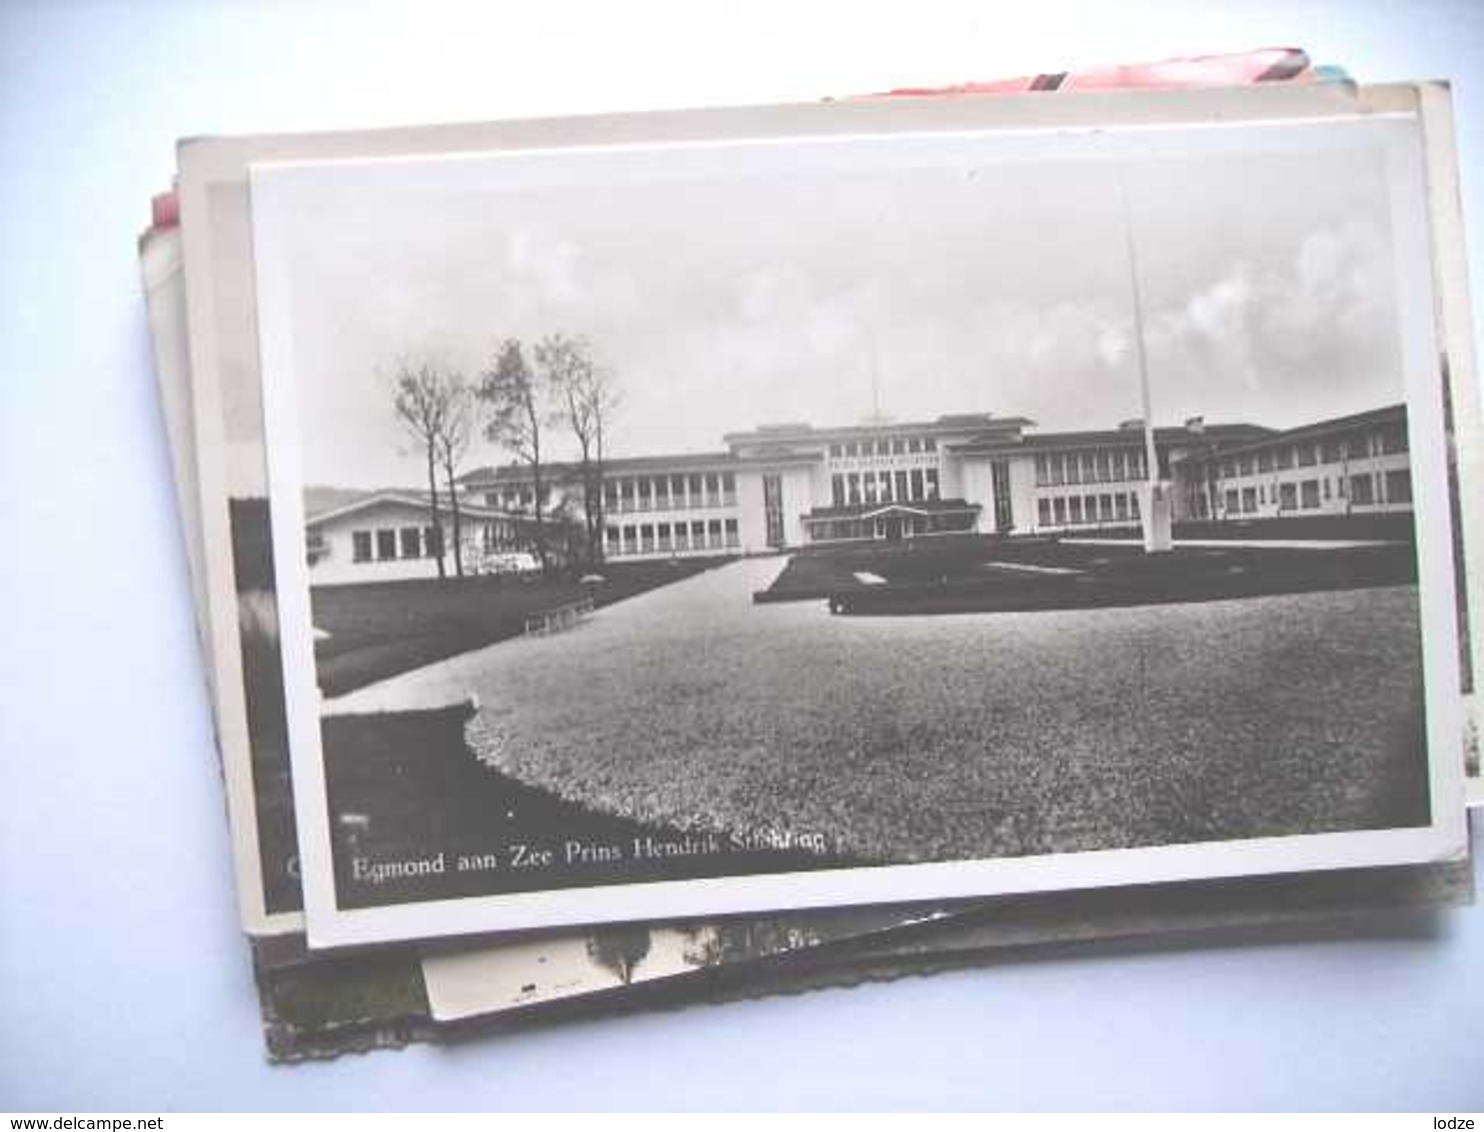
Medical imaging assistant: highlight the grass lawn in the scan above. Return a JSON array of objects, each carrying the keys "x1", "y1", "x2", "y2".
[
  {"x1": 311, "y1": 557, "x2": 732, "y2": 696},
  {"x1": 761, "y1": 533, "x2": 1417, "y2": 614}
]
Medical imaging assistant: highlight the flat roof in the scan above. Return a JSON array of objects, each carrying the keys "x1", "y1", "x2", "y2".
[
  {"x1": 954, "y1": 422, "x2": 1274, "y2": 456},
  {"x1": 1173, "y1": 404, "x2": 1406, "y2": 464},
  {"x1": 723, "y1": 415, "x2": 1034, "y2": 446}
]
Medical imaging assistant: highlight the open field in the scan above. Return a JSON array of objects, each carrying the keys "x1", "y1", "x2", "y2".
[
  {"x1": 311, "y1": 557, "x2": 732, "y2": 695},
  {"x1": 330, "y1": 557, "x2": 1431, "y2": 874}
]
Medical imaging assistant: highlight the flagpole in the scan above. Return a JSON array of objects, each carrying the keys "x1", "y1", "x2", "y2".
[{"x1": 1116, "y1": 162, "x2": 1172, "y2": 553}]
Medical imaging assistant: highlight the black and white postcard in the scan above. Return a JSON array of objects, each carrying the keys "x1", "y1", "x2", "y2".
[{"x1": 250, "y1": 109, "x2": 1468, "y2": 946}]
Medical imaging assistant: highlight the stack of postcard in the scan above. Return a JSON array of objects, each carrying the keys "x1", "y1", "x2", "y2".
[{"x1": 140, "y1": 53, "x2": 1483, "y2": 1059}]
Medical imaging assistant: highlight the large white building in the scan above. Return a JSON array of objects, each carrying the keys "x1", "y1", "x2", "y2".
[
  {"x1": 308, "y1": 404, "x2": 1412, "y2": 582},
  {"x1": 460, "y1": 408, "x2": 1408, "y2": 562}
]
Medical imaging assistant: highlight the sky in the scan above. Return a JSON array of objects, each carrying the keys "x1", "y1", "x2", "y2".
[{"x1": 263, "y1": 118, "x2": 1415, "y2": 488}]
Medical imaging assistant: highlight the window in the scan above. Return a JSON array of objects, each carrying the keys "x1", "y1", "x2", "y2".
[
  {"x1": 1298, "y1": 444, "x2": 1317, "y2": 468},
  {"x1": 425, "y1": 526, "x2": 443, "y2": 558},
  {"x1": 1276, "y1": 446, "x2": 1294, "y2": 470},
  {"x1": 1221, "y1": 459, "x2": 1237, "y2": 479},
  {"x1": 620, "y1": 479, "x2": 635, "y2": 512},
  {"x1": 1378, "y1": 422, "x2": 1408, "y2": 454},
  {"x1": 605, "y1": 526, "x2": 620, "y2": 552},
  {"x1": 1035, "y1": 454, "x2": 1049, "y2": 487},
  {"x1": 705, "y1": 473, "x2": 720, "y2": 505},
  {"x1": 1049, "y1": 454, "x2": 1064, "y2": 486},
  {"x1": 1385, "y1": 469, "x2": 1412, "y2": 503},
  {"x1": 671, "y1": 475, "x2": 686, "y2": 505},
  {"x1": 1096, "y1": 451, "x2": 1112, "y2": 482},
  {"x1": 829, "y1": 443, "x2": 842, "y2": 458},
  {"x1": 691, "y1": 520, "x2": 706, "y2": 546},
  {"x1": 637, "y1": 479, "x2": 652, "y2": 510},
  {"x1": 654, "y1": 477, "x2": 670, "y2": 510},
  {"x1": 656, "y1": 523, "x2": 671, "y2": 550},
  {"x1": 924, "y1": 438, "x2": 937, "y2": 452},
  {"x1": 640, "y1": 523, "x2": 655, "y2": 552},
  {"x1": 688, "y1": 474, "x2": 703, "y2": 501},
  {"x1": 892, "y1": 438, "x2": 905, "y2": 455},
  {"x1": 1350, "y1": 474, "x2": 1374, "y2": 505},
  {"x1": 1111, "y1": 451, "x2": 1127, "y2": 481},
  {"x1": 724, "y1": 518, "x2": 739, "y2": 547},
  {"x1": 675, "y1": 522, "x2": 690, "y2": 550},
  {"x1": 831, "y1": 474, "x2": 845, "y2": 507},
  {"x1": 846, "y1": 442, "x2": 859, "y2": 457},
  {"x1": 484, "y1": 492, "x2": 499, "y2": 507},
  {"x1": 1257, "y1": 450, "x2": 1274, "y2": 473},
  {"x1": 722, "y1": 472, "x2": 736, "y2": 501},
  {"x1": 604, "y1": 481, "x2": 619, "y2": 510},
  {"x1": 376, "y1": 529, "x2": 397, "y2": 560},
  {"x1": 1346, "y1": 432, "x2": 1371, "y2": 460},
  {"x1": 1321, "y1": 438, "x2": 1344, "y2": 464},
  {"x1": 1068, "y1": 497, "x2": 1083, "y2": 524},
  {"x1": 1064, "y1": 454, "x2": 1080, "y2": 485},
  {"x1": 895, "y1": 471, "x2": 909, "y2": 501},
  {"x1": 399, "y1": 527, "x2": 422, "y2": 558},
  {"x1": 908, "y1": 438, "x2": 922, "y2": 454},
  {"x1": 1224, "y1": 489, "x2": 1240, "y2": 514},
  {"x1": 863, "y1": 471, "x2": 878, "y2": 504},
  {"x1": 1241, "y1": 487, "x2": 1257, "y2": 514},
  {"x1": 1130, "y1": 492, "x2": 1140, "y2": 519},
  {"x1": 1258, "y1": 485, "x2": 1266, "y2": 505},
  {"x1": 1099, "y1": 494, "x2": 1113, "y2": 522},
  {"x1": 1300, "y1": 480, "x2": 1320, "y2": 509},
  {"x1": 847, "y1": 473, "x2": 861, "y2": 505},
  {"x1": 707, "y1": 518, "x2": 723, "y2": 547},
  {"x1": 910, "y1": 469, "x2": 924, "y2": 501},
  {"x1": 352, "y1": 530, "x2": 372, "y2": 563},
  {"x1": 1238, "y1": 455, "x2": 1254, "y2": 477},
  {"x1": 1037, "y1": 499, "x2": 1051, "y2": 526},
  {"x1": 879, "y1": 471, "x2": 893, "y2": 502},
  {"x1": 1115, "y1": 493, "x2": 1129, "y2": 521},
  {"x1": 622, "y1": 525, "x2": 637, "y2": 555},
  {"x1": 1129, "y1": 449, "x2": 1146, "y2": 480},
  {"x1": 1279, "y1": 483, "x2": 1298, "y2": 510},
  {"x1": 1052, "y1": 497, "x2": 1066, "y2": 525},
  {"x1": 1323, "y1": 478, "x2": 1331, "y2": 500}
]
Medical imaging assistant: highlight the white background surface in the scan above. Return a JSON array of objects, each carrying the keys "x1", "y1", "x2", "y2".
[{"x1": 1, "y1": 0, "x2": 1481, "y2": 1111}]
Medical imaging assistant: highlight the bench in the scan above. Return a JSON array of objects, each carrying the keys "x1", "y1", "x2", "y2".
[{"x1": 524, "y1": 596, "x2": 595, "y2": 637}]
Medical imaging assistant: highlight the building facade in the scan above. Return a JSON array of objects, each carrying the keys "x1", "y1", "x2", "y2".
[
  {"x1": 449, "y1": 403, "x2": 1413, "y2": 565},
  {"x1": 304, "y1": 492, "x2": 556, "y2": 585},
  {"x1": 1172, "y1": 404, "x2": 1412, "y2": 522}
]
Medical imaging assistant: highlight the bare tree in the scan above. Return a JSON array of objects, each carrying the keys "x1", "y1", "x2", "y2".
[
  {"x1": 535, "y1": 334, "x2": 620, "y2": 566},
  {"x1": 391, "y1": 360, "x2": 452, "y2": 579},
  {"x1": 434, "y1": 375, "x2": 474, "y2": 577},
  {"x1": 478, "y1": 339, "x2": 551, "y2": 572}
]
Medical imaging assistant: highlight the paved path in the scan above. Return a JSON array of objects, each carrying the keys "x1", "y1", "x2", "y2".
[{"x1": 323, "y1": 556, "x2": 792, "y2": 715}]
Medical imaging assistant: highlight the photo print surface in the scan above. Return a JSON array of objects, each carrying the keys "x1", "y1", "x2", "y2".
[{"x1": 250, "y1": 114, "x2": 1467, "y2": 945}]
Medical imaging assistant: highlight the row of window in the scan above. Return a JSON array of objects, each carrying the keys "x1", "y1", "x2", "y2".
[
  {"x1": 350, "y1": 526, "x2": 443, "y2": 563},
  {"x1": 1216, "y1": 424, "x2": 1407, "y2": 479},
  {"x1": 604, "y1": 518, "x2": 740, "y2": 556},
  {"x1": 1034, "y1": 448, "x2": 1148, "y2": 488},
  {"x1": 830, "y1": 467, "x2": 941, "y2": 508},
  {"x1": 1220, "y1": 470, "x2": 1412, "y2": 514},
  {"x1": 1036, "y1": 491, "x2": 1142, "y2": 528},
  {"x1": 827, "y1": 436, "x2": 938, "y2": 459},
  {"x1": 603, "y1": 472, "x2": 736, "y2": 514}
]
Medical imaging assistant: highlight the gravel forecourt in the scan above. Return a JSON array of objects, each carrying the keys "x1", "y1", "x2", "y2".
[{"x1": 328, "y1": 557, "x2": 1429, "y2": 863}]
